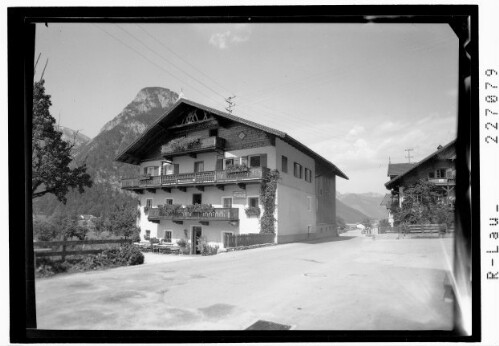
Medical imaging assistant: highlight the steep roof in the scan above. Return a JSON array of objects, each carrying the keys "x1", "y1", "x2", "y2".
[
  {"x1": 115, "y1": 98, "x2": 348, "y2": 179},
  {"x1": 387, "y1": 163, "x2": 417, "y2": 177},
  {"x1": 385, "y1": 139, "x2": 456, "y2": 189}
]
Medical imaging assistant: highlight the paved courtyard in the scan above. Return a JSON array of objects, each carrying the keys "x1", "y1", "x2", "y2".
[{"x1": 35, "y1": 231, "x2": 454, "y2": 330}]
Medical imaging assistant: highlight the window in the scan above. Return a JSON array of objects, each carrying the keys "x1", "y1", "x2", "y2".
[
  {"x1": 192, "y1": 194, "x2": 202, "y2": 205},
  {"x1": 436, "y1": 169, "x2": 446, "y2": 178},
  {"x1": 428, "y1": 171, "x2": 435, "y2": 179},
  {"x1": 224, "y1": 158, "x2": 234, "y2": 168},
  {"x1": 209, "y1": 128, "x2": 218, "y2": 137},
  {"x1": 146, "y1": 199, "x2": 153, "y2": 208},
  {"x1": 307, "y1": 196, "x2": 313, "y2": 211},
  {"x1": 248, "y1": 197, "x2": 259, "y2": 208},
  {"x1": 222, "y1": 197, "x2": 233, "y2": 208},
  {"x1": 249, "y1": 155, "x2": 261, "y2": 168},
  {"x1": 165, "y1": 198, "x2": 173, "y2": 205},
  {"x1": 305, "y1": 168, "x2": 312, "y2": 182},
  {"x1": 144, "y1": 166, "x2": 159, "y2": 176},
  {"x1": 164, "y1": 231, "x2": 172, "y2": 243},
  {"x1": 194, "y1": 161, "x2": 204, "y2": 173},
  {"x1": 162, "y1": 162, "x2": 174, "y2": 175},
  {"x1": 282, "y1": 156, "x2": 288, "y2": 173},
  {"x1": 145, "y1": 230, "x2": 151, "y2": 240},
  {"x1": 294, "y1": 162, "x2": 303, "y2": 179}
]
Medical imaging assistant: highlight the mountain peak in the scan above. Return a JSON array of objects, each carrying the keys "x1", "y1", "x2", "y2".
[{"x1": 100, "y1": 87, "x2": 179, "y2": 134}]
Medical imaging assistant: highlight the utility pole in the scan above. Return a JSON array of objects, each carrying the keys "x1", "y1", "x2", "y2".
[
  {"x1": 225, "y1": 95, "x2": 236, "y2": 114},
  {"x1": 404, "y1": 148, "x2": 414, "y2": 163}
]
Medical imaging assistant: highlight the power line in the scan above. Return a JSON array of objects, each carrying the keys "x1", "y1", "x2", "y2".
[
  {"x1": 116, "y1": 24, "x2": 229, "y2": 100},
  {"x1": 135, "y1": 24, "x2": 233, "y2": 96},
  {"x1": 93, "y1": 24, "x2": 226, "y2": 109}
]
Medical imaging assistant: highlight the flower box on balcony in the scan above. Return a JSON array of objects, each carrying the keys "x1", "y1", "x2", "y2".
[
  {"x1": 186, "y1": 203, "x2": 216, "y2": 214},
  {"x1": 162, "y1": 137, "x2": 201, "y2": 154},
  {"x1": 226, "y1": 163, "x2": 249, "y2": 174},
  {"x1": 245, "y1": 206, "x2": 261, "y2": 217}
]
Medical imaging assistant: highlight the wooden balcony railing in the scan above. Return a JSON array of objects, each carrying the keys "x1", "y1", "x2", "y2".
[
  {"x1": 121, "y1": 167, "x2": 269, "y2": 189},
  {"x1": 161, "y1": 136, "x2": 225, "y2": 157},
  {"x1": 427, "y1": 178, "x2": 456, "y2": 185},
  {"x1": 148, "y1": 207, "x2": 239, "y2": 221}
]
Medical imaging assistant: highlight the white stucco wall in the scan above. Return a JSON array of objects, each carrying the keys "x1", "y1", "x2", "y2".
[{"x1": 274, "y1": 138, "x2": 317, "y2": 242}]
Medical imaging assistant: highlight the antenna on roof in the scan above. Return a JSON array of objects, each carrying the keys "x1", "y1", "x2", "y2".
[
  {"x1": 404, "y1": 148, "x2": 414, "y2": 163},
  {"x1": 225, "y1": 95, "x2": 236, "y2": 114}
]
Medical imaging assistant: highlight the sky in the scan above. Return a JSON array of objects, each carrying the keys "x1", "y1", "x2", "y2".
[{"x1": 35, "y1": 22, "x2": 458, "y2": 195}]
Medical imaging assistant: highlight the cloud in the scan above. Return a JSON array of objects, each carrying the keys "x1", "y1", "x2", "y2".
[{"x1": 209, "y1": 24, "x2": 252, "y2": 49}]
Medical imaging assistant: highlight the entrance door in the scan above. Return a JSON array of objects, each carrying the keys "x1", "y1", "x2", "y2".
[{"x1": 191, "y1": 226, "x2": 202, "y2": 254}]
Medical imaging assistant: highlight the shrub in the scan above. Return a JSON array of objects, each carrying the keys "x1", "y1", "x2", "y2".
[
  {"x1": 35, "y1": 244, "x2": 144, "y2": 278},
  {"x1": 196, "y1": 237, "x2": 219, "y2": 256}
]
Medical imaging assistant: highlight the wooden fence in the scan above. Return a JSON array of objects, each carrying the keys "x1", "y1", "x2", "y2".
[
  {"x1": 224, "y1": 233, "x2": 275, "y2": 248},
  {"x1": 33, "y1": 239, "x2": 132, "y2": 261}
]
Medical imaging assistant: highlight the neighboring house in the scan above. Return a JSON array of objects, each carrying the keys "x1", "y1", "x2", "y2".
[
  {"x1": 380, "y1": 162, "x2": 417, "y2": 226},
  {"x1": 115, "y1": 99, "x2": 348, "y2": 252},
  {"x1": 383, "y1": 140, "x2": 456, "y2": 222}
]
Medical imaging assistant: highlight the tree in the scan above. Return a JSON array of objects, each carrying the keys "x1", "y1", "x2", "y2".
[
  {"x1": 32, "y1": 80, "x2": 92, "y2": 203},
  {"x1": 107, "y1": 203, "x2": 140, "y2": 240},
  {"x1": 392, "y1": 179, "x2": 454, "y2": 227},
  {"x1": 361, "y1": 217, "x2": 372, "y2": 229},
  {"x1": 50, "y1": 212, "x2": 88, "y2": 240}
]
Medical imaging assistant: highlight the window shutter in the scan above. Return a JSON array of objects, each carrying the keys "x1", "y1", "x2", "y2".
[
  {"x1": 216, "y1": 159, "x2": 223, "y2": 171},
  {"x1": 143, "y1": 167, "x2": 147, "y2": 175},
  {"x1": 260, "y1": 154, "x2": 267, "y2": 168},
  {"x1": 174, "y1": 164, "x2": 179, "y2": 175},
  {"x1": 241, "y1": 156, "x2": 248, "y2": 166}
]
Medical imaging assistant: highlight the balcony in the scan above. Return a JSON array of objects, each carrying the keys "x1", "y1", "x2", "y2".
[
  {"x1": 161, "y1": 136, "x2": 225, "y2": 158},
  {"x1": 121, "y1": 167, "x2": 269, "y2": 191},
  {"x1": 148, "y1": 207, "x2": 239, "y2": 222},
  {"x1": 427, "y1": 178, "x2": 456, "y2": 186}
]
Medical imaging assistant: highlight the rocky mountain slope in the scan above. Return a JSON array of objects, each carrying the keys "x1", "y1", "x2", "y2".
[{"x1": 56, "y1": 125, "x2": 90, "y2": 151}]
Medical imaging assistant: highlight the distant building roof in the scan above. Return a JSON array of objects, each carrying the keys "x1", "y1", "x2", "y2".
[
  {"x1": 380, "y1": 193, "x2": 393, "y2": 206},
  {"x1": 385, "y1": 139, "x2": 456, "y2": 189},
  {"x1": 387, "y1": 163, "x2": 417, "y2": 177}
]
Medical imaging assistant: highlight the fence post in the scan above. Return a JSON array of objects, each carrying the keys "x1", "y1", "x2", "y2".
[{"x1": 61, "y1": 243, "x2": 66, "y2": 261}]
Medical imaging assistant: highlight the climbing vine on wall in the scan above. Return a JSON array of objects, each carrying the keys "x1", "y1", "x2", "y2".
[{"x1": 259, "y1": 169, "x2": 280, "y2": 234}]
